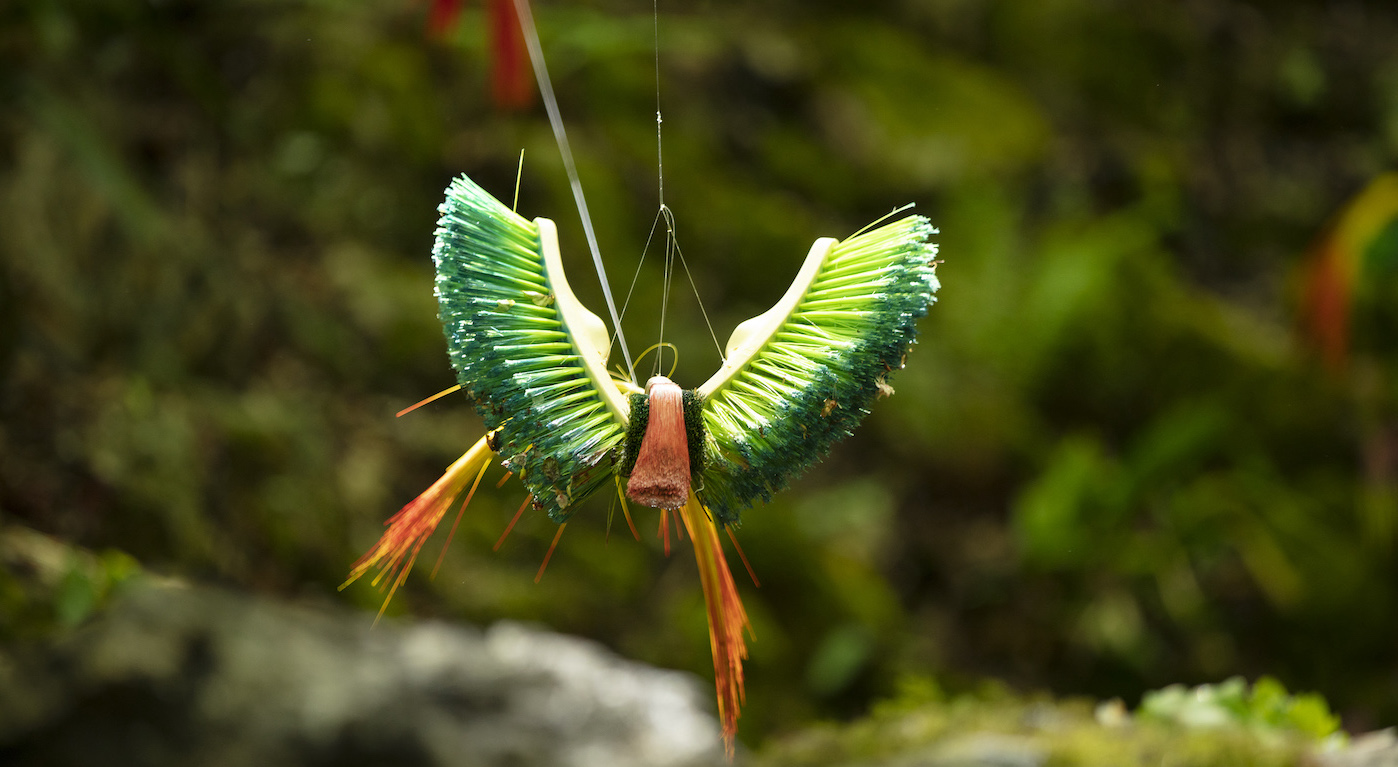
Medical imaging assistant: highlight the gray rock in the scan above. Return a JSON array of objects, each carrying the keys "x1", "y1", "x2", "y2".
[
  {"x1": 917, "y1": 734, "x2": 1046, "y2": 767},
  {"x1": 0, "y1": 582, "x2": 729, "y2": 767},
  {"x1": 1318, "y1": 730, "x2": 1398, "y2": 767}
]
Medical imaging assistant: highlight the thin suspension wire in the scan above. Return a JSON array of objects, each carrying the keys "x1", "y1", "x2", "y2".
[
  {"x1": 622, "y1": 212, "x2": 666, "y2": 321},
  {"x1": 672, "y1": 234, "x2": 726, "y2": 360},
  {"x1": 615, "y1": 0, "x2": 725, "y2": 372},
  {"x1": 656, "y1": 206, "x2": 675, "y2": 376},
  {"x1": 652, "y1": 0, "x2": 669, "y2": 377},
  {"x1": 654, "y1": 0, "x2": 664, "y2": 208},
  {"x1": 608, "y1": 210, "x2": 665, "y2": 361},
  {"x1": 619, "y1": 199, "x2": 725, "y2": 367},
  {"x1": 511, "y1": 0, "x2": 636, "y2": 383}
]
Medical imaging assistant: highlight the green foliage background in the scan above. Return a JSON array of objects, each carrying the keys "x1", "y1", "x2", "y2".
[{"x1": 4, "y1": 0, "x2": 1398, "y2": 747}]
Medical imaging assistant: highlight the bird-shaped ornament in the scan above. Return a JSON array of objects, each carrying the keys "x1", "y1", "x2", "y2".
[{"x1": 343, "y1": 174, "x2": 940, "y2": 753}]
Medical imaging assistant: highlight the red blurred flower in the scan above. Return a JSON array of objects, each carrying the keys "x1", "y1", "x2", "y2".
[{"x1": 427, "y1": 0, "x2": 533, "y2": 111}]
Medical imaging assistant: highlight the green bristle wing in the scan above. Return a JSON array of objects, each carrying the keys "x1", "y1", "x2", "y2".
[
  {"x1": 433, "y1": 175, "x2": 629, "y2": 521},
  {"x1": 696, "y1": 214, "x2": 939, "y2": 524}
]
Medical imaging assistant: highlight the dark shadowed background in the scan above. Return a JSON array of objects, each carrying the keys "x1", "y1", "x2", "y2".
[{"x1": 4, "y1": 0, "x2": 1398, "y2": 749}]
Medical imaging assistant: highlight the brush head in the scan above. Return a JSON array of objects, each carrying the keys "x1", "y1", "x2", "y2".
[
  {"x1": 625, "y1": 377, "x2": 691, "y2": 510},
  {"x1": 431, "y1": 173, "x2": 938, "y2": 525},
  {"x1": 620, "y1": 379, "x2": 709, "y2": 499},
  {"x1": 433, "y1": 175, "x2": 629, "y2": 521},
  {"x1": 696, "y1": 214, "x2": 940, "y2": 523}
]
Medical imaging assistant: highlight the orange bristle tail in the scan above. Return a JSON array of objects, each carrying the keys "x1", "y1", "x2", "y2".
[
  {"x1": 396, "y1": 384, "x2": 462, "y2": 418},
  {"x1": 726, "y1": 527, "x2": 760, "y2": 588},
  {"x1": 341, "y1": 435, "x2": 495, "y2": 622},
  {"x1": 494, "y1": 494, "x2": 532, "y2": 551},
  {"x1": 535, "y1": 522, "x2": 566, "y2": 583},
  {"x1": 678, "y1": 491, "x2": 752, "y2": 756},
  {"x1": 430, "y1": 457, "x2": 491, "y2": 579}
]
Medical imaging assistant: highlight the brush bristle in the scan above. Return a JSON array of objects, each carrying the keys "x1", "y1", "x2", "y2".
[
  {"x1": 619, "y1": 392, "x2": 649, "y2": 478},
  {"x1": 683, "y1": 389, "x2": 707, "y2": 481},
  {"x1": 698, "y1": 215, "x2": 939, "y2": 523},
  {"x1": 433, "y1": 175, "x2": 626, "y2": 520}
]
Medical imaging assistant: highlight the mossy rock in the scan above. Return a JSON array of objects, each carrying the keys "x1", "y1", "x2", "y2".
[
  {"x1": 753, "y1": 679, "x2": 1377, "y2": 767},
  {"x1": 0, "y1": 524, "x2": 143, "y2": 641}
]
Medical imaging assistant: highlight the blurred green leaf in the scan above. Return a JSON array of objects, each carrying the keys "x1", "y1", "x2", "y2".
[{"x1": 1138, "y1": 677, "x2": 1342, "y2": 742}]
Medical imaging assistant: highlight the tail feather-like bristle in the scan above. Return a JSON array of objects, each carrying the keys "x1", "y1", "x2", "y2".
[
  {"x1": 678, "y1": 492, "x2": 750, "y2": 756},
  {"x1": 340, "y1": 435, "x2": 495, "y2": 621}
]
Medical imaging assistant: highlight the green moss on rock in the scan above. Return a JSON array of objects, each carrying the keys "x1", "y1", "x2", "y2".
[{"x1": 755, "y1": 679, "x2": 1347, "y2": 767}]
